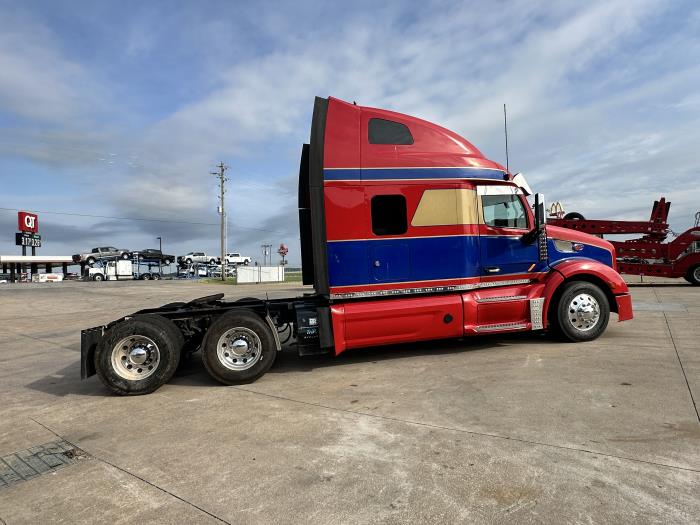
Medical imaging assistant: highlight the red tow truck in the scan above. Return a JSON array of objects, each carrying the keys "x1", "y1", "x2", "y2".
[
  {"x1": 81, "y1": 97, "x2": 633, "y2": 395},
  {"x1": 548, "y1": 198, "x2": 700, "y2": 285}
]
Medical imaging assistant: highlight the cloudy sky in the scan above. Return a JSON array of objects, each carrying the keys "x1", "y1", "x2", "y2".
[{"x1": 1, "y1": 0, "x2": 699, "y2": 264}]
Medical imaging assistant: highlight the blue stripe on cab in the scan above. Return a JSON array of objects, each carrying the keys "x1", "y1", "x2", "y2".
[
  {"x1": 328, "y1": 236, "x2": 481, "y2": 287},
  {"x1": 323, "y1": 167, "x2": 505, "y2": 181},
  {"x1": 547, "y1": 239, "x2": 613, "y2": 267}
]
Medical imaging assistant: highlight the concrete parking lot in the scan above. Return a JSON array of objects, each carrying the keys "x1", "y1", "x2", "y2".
[{"x1": 0, "y1": 279, "x2": 698, "y2": 524}]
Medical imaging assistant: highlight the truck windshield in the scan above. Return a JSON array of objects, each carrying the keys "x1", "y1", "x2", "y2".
[{"x1": 482, "y1": 195, "x2": 527, "y2": 229}]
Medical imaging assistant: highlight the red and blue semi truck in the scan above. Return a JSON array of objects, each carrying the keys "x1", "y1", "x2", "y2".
[{"x1": 81, "y1": 96, "x2": 633, "y2": 395}]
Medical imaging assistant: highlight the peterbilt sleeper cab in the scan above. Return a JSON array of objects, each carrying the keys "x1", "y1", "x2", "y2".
[{"x1": 80, "y1": 96, "x2": 633, "y2": 395}]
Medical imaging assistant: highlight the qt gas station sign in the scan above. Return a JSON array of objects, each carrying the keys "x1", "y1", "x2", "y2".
[{"x1": 16, "y1": 211, "x2": 42, "y2": 248}]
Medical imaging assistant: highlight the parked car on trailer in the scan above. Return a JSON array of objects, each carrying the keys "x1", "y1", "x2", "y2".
[
  {"x1": 81, "y1": 96, "x2": 633, "y2": 396},
  {"x1": 134, "y1": 249, "x2": 175, "y2": 265},
  {"x1": 178, "y1": 252, "x2": 220, "y2": 265},
  {"x1": 74, "y1": 247, "x2": 131, "y2": 265},
  {"x1": 225, "y1": 252, "x2": 252, "y2": 265}
]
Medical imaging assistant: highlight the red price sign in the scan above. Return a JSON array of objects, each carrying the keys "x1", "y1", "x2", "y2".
[{"x1": 18, "y1": 211, "x2": 39, "y2": 233}]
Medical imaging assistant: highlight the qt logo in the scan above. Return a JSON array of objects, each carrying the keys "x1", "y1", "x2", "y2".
[{"x1": 18, "y1": 211, "x2": 39, "y2": 233}]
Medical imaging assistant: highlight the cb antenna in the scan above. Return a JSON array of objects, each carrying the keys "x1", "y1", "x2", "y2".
[{"x1": 503, "y1": 103, "x2": 509, "y2": 172}]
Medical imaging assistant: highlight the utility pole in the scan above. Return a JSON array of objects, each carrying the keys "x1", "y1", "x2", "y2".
[
  {"x1": 212, "y1": 162, "x2": 229, "y2": 281},
  {"x1": 261, "y1": 244, "x2": 273, "y2": 266}
]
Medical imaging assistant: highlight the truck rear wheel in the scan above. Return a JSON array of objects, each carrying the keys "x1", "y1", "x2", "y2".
[
  {"x1": 685, "y1": 265, "x2": 700, "y2": 285},
  {"x1": 202, "y1": 311, "x2": 277, "y2": 385},
  {"x1": 553, "y1": 281, "x2": 610, "y2": 342},
  {"x1": 95, "y1": 315, "x2": 184, "y2": 395}
]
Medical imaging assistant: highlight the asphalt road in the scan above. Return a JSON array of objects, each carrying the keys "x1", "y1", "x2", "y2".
[{"x1": 0, "y1": 279, "x2": 698, "y2": 524}]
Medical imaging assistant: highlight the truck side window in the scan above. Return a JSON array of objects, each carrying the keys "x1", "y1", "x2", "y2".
[
  {"x1": 368, "y1": 118, "x2": 414, "y2": 145},
  {"x1": 481, "y1": 195, "x2": 527, "y2": 229},
  {"x1": 371, "y1": 195, "x2": 408, "y2": 235}
]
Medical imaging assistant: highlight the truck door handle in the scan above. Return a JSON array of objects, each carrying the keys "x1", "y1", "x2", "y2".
[{"x1": 485, "y1": 266, "x2": 501, "y2": 273}]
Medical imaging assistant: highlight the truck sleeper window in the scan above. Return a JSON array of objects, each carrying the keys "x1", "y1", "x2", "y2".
[
  {"x1": 371, "y1": 195, "x2": 408, "y2": 235},
  {"x1": 481, "y1": 195, "x2": 527, "y2": 229},
  {"x1": 368, "y1": 118, "x2": 414, "y2": 145}
]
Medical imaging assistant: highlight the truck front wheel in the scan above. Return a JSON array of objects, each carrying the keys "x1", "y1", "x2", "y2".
[
  {"x1": 685, "y1": 265, "x2": 700, "y2": 285},
  {"x1": 95, "y1": 315, "x2": 184, "y2": 395},
  {"x1": 552, "y1": 281, "x2": 610, "y2": 342},
  {"x1": 202, "y1": 311, "x2": 277, "y2": 385}
]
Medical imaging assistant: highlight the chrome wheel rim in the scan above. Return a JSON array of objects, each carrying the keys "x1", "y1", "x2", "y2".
[
  {"x1": 216, "y1": 327, "x2": 261, "y2": 371},
  {"x1": 111, "y1": 335, "x2": 160, "y2": 380},
  {"x1": 567, "y1": 293, "x2": 600, "y2": 332}
]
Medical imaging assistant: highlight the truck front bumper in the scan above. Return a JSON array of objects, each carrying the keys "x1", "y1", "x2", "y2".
[{"x1": 615, "y1": 293, "x2": 633, "y2": 322}]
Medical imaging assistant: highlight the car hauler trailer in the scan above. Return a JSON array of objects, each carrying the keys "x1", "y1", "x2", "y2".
[
  {"x1": 547, "y1": 198, "x2": 700, "y2": 284},
  {"x1": 81, "y1": 96, "x2": 633, "y2": 395}
]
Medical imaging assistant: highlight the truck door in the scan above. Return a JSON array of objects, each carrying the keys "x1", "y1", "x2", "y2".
[
  {"x1": 477, "y1": 186, "x2": 538, "y2": 277},
  {"x1": 368, "y1": 194, "x2": 410, "y2": 283}
]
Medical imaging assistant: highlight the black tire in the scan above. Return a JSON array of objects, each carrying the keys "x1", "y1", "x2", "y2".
[
  {"x1": 93, "y1": 273, "x2": 104, "y2": 281},
  {"x1": 185, "y1": 258, "x2": 193, "y2": 264},
  {"x1": 86, "y1": 257, "x2": 96, "y2": 265},
  {"x1": 152, "y1": 273, "x2": 161, "y2": 280},
  {"x1": 236, "y1": 297, "x2": 260, "y2": 303},
  {"x1": 685, "y1": 265, "x2": 700, "y2": 285},
  {"x1": 552, "y1": 281, "x2": 610, "y2": 342},
  {"x1": 244, "y1": 260, "x2": 250, "y2": 266},
  {"x1": 94, "y1": 315, "x2": 184, "y2": 395},
  {"x1": 202, "y1": 311, "x2": 277, "y2": 385},
  {"x1": 121, "y1": 252, "x2": 131, "y2": 260},
  {"x1": 163, "y1": 259, "x2": 172, "y2": 265},
  {"x1": 140, "y1": 273, "x2": 151, "y2": 280},
  {"x1": 209, "y1": 259, "x2": 217, "y2": 265},
  {"x1": 564, "y1": 212, "x2": 585, "y2": 220}
]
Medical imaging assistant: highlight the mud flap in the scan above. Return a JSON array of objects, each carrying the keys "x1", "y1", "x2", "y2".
[{"x1": 80, "y1": 327, "x2": 103, "y2": 379}]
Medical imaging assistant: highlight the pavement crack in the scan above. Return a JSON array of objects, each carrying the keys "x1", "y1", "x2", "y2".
[
  {"x1": 661, "y1": 312, "x2": 700, "y2": 424},
  {"x1": 230, "y1": 386, "x2": 700, "y2": 474},
  {"x1": 29, "y1": 418, "x2": 231, "y2": 525}
]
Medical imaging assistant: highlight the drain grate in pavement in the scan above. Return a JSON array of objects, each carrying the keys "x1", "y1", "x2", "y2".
[{"x1": 0, "y1": 440, "x2": 88, "y2": 488}]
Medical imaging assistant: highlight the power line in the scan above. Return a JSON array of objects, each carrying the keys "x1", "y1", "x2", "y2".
[
  {"x1": 0, "y1": 206, "x2": 290, "y2": 235},
  {"x1": 0, "y1": 206, "x2": 215, "y2": 226}
]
